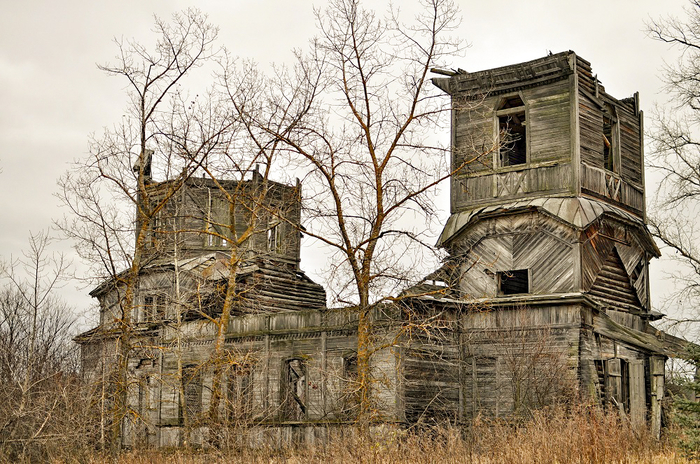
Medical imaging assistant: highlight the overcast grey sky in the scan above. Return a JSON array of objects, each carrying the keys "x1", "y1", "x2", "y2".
[{"x1": 0, "y1": 0, "x2": 690, "y2": 325}]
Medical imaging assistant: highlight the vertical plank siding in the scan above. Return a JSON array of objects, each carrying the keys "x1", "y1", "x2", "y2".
[
  {"x1": 617, "y1": 100, "x2": 643, "y2": 187},
  {"x1": 527, "y1": 80, "x2": 572, "y2": 164},
  {"x1": 578, "y1": 96, "x2": 604, "y2": 168}
]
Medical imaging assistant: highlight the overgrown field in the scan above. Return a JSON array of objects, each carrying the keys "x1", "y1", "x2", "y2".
[{"x1": 6, "y1": 406, "x2": 694, "y2": 464}]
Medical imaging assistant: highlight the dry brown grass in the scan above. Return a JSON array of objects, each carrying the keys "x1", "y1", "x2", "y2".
[{"x1": 15, "y1": 406, "x2": 693, "y2": 464}]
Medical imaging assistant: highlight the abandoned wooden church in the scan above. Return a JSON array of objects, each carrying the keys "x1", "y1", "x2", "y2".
[{"x1": 75, "y1": 51, "x2": 686, "y2": 447}]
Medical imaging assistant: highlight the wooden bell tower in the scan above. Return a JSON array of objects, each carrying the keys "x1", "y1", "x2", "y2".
[{"x1": 431, "y1": 51, "x2": 667, "y2": 433}]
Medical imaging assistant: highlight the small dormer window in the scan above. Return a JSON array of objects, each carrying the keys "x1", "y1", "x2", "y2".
[
  {"x1": 498, "y1": 269, "x2": 529, "y2": 295},
  {"x1": 497, "y1": 96, "x2": 527, "y2": 167}
]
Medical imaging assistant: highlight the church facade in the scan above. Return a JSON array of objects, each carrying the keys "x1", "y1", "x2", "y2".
[{"x1": 75, "y1": 51, "x2": 684, "y2": 447}]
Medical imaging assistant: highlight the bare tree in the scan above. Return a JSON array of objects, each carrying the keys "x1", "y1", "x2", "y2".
[
  {"x1": 0, "y1": 231, "x2": 81, "y2": 461},
  {"x1": 57, "y1": 9, "x2": 222, "y2": 451},
  {"x1": 59, "y1": 10, "x2": 304, "y2": 448},
  {"x1": 239, "y1": 0, "x2": 468, "y2": 429},
  {"x1": 647, "y1": 0, "x2": 700, "y2": 338}
]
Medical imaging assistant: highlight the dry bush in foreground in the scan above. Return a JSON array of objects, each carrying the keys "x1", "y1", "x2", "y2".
[{"x1": 32, "y1": 404, "x2": 688, "y2": 464}]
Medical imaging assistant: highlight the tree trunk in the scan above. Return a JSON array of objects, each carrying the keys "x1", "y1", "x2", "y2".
[{"x1": 207, "y1": 250, "x2": 240, "y2": 442}]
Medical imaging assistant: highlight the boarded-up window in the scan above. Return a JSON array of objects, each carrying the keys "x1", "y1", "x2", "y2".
[
  {"x1": 497, "y1": 96, "x2": 527, "y2": 167},
  {"x1": 150, "y1": 211, "x2": 166, "y2": 246},
  {"x1": 227, "y1": 366, "x2": 253, "y2": 423},
  {"x1": 282, "y1": 358, "x2": 306, "y2": 421},
  {"x1": 182, "y1": 365, "x2": 202, "y2": 425},
  {"x1": 138, "y1": 376, "x2": 149, "y2": 418},
  {"x1": 341, "y1": 353, "x2": 359, "y2": 417},
  {"x1": 464, "y1": 356, "x2": 502, "y2": 418},
  {"x1": 498, "y1": 269, "x2": 529, "y2": 295},
  {"x1": 204, "y1": 190, "x2": 232, "y2": 247},
  {"x1": 603, "y1": 358, "x2": 630, "y2": 413}
]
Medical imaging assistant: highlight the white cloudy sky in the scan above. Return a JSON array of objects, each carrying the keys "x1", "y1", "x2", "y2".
[{"x1": 0, "y1": 0, "x2": 691, "y2": 326}]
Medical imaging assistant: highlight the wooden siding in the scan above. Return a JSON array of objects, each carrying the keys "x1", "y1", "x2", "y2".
[
  {"x1": 577, "y1": 86, "x2": 644, "y2": 216},
  {"x1": 579, "y1": 93, "x2": 604, "y2": 169},
  {"x1": 402, "y1": 335, "x2": 461, "y2": 422},
  {"x1": 579, "y1": 215, "x2": 648, "y2": 313},
  {"x1": 581, "y1": 164, "x2": 644, "y2": 214},
  {"x1": 577, "y1": 311, "x2": 651, "y2": 425},
  {"x1": 528, "y1": 80, "x2": 571, "y2": 163},
  {"x1": 453, "y1": 99, "x2": 495, "y2": 175},
  {"x1": 575, "y1": 56, "x2": 596, "y2": 95},
  {"x1": 145, "y1": 177, "x2": 302, "y2": 263},
  {"x1": 463, "y1": 355, "x2": 502, "y2": 418},
  {"x1": 588, "y1": 248, "x2": 643, "y2": 312},
  {"x1": 580, "y1": 224, "x2": 617, "y2": 292},
  {"x1": 233, "y1": 260, "x2": 327, "y2": 313},
  {"x1": 455, "y1": 212, "x2": 575, "y2": 298},
  {"x1": 618, "y1": 107, "x2": 643, "y2": 188},
  {"x1": 460, "y1": 306, "x2": 580, "y2": 420},
  {"x1": 616, "y1": 243, "x2": 649, "y2": 309},
  {"x1": 456, "y1": 163, "x2": 573, "y2": 210}
]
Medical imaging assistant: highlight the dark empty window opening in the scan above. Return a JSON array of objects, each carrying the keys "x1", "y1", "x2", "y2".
[
  {"x1": 497, "y1": 96, "x2": 527, "y2": 167},
  {"x1": 344, "y1": 354, "x2": 358, "y2": 379},
  {"x1": 498, "y1": 269, "x2": 529, "y2": 295},
  {"x1": 500, "y1": 95, "x2": 525, "y2": 110},
  {"x1": 602, "y1": 104, "x2": 618, "y2": 173},
  {"x1": 620, "y1": 359, "x2": 630, "y2": 413},
  {"x1": 603, "y1": 115, "x2": 614, "y2": 171},
  {"x1": 138, "y1": 376, "x2": 150, "y2": 417},
  {"x1": 204, "y1": 190, "x2": 231, "y2": 248},
  {"x1": 283, "y1": 358, "x2": 306, "y2": 421},
  {"x1": 150, "y1": 212, "x2": 165, "y2": 246}
]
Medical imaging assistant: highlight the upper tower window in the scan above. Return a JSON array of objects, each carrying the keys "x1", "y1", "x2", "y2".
[
  {"x1": 602, "y1": 104, "x2": 618, "y2": 172},
  {"x1": 267, "y1": 222, "x2": 283, "y2": 253},
  {"x1": 497, "y1": 95, "x2": 527, "y2": 167},
  {"x1": 204, "y1": 190, "x2": 231, "y2": 248}
]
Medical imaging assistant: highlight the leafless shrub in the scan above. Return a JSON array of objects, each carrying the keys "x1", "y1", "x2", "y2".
[{"x1": 0, "y1": 232, "x2": 99, "y2": 462}]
